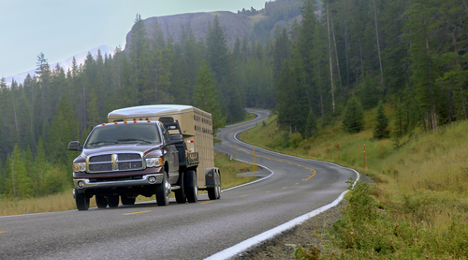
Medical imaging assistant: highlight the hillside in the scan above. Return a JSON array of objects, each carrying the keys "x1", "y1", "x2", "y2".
[{"x1": 238, "y1": 111, "x2": 468, "y2": 258}]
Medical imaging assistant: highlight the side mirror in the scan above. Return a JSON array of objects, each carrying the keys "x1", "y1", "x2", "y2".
[
  {"x1": 68, "y1": 141, "x2": 83, "y2": 151},
  {"x1": 170, "y1": 134, "x2": 183, "y2": 141},
  {"x1": 167, "y1": 134, "x2": 184, "y2": 145}
]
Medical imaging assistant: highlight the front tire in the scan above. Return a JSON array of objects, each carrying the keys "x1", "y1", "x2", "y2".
[
  {"x1": 75, "y1": 192, "x2": 90, "y2": 211},
  {"x1": 96, "y1": 195, "x2": 108, "y2": 209},
  {"x1": 185, "y1": 170, "x2": 198, "y2": 203},
  {"x1": 174, "y1": 172, "x2": 186, "y2": 204},
  {"x1": 107, "y1": 195, "x2": 120, "y2": 208},
  {"x1": 156, "y1": 173, "x2": 170, "y2": 206},
  {"x1": 121, "y1": 195, "x2": 136, "y2": 205}
]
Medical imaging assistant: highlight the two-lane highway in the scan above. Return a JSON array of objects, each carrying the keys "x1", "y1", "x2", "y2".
[{"x1": 0, "y1": 109, "x2": 356, "y2": 260}]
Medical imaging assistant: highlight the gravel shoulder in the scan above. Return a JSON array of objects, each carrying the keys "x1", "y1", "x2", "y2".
[
  {"x1": 232, "y1": 174, "x2": 372, "y2": 260},
  {"x1": 232, "y1": 202, "x2": 344, "y2": 260}
]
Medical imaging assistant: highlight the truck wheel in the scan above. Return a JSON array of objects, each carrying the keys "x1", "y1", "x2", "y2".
[
  {"x1": 185, "y1": 170, "x2": 198, "y2": 203},
  {"x1": 174, "y1": 172, "x2": 186, "y2": 204},
  {"x1": 156, "y1": 173, "x2": 170, "y2": 206},
  {"x1": 107, "y1": 195, "x2": 120, "y2": 208},
  {"x1": 208, "y1": 171, "x2": 221, "y2": 200},
  {"x1": 121, "y1": 195, "x2": 136, "y2": 205},
  {"x1": 96, "y1": 195, "x2": 108, "y2": 209},
  {"x1": 75, "y1": 192, "x2": 90, "y2": 211}
]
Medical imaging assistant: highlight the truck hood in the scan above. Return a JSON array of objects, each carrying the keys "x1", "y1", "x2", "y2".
[{"x1": 79, "y1": 143, "x2": 164, "y2": 159}]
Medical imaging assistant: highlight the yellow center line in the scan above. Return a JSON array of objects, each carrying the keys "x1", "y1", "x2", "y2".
[
  {"x1": 295, "y1": 183, "x2": 300, "y2": 185},
  {"x1": 201, "y1": 201, "x2": 214, "y2": 205},
  {"x1": 282, "y1": 187, "x2": 288, "y2": 189},
  {"x1": 0, "y1": 231, "x2": 6, "y2": 234},
  {"x1": 241, "y1": 194, "x2": 250, "y2": 197},
  {"x1": 218, "y1": 116, "x2": 319, "y2": 185},
  {"x1": 216, "y1": 120, "x2": 261, "y2": 137},
  {"x1": 266, "y1": 191, "x2": 272, "y2": 193},
  {"x1": 123, "y1": 210, "x2": 152, "y2": 216}
]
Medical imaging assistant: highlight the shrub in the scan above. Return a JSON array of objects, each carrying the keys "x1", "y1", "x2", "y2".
[{"x1": 289, "y1": 132, "x2": 303, "y2": 148}]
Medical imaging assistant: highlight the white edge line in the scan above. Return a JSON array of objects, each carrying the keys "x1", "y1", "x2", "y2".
[
  {"x1": 221, "y1": 160, "x2": 275, "y2": 192},
  {"x1": 205, "y1": 169, "x2": 359, "y2": 260}
]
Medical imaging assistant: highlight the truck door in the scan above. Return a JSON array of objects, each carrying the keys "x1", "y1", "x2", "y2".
[{"x1": 160, "y1": 124, "x2": 179, "y2": 178}]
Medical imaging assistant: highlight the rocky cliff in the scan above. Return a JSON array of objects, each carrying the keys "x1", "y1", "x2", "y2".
[
  {"x1": 124, "y1": 11, "x2": 254, "y2": 50},
  {"x1": 124, "y1": 0, "x2": 305, "y2": 51}
]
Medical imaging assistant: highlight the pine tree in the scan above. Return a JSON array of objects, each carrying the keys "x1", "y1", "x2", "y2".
[
  {"x1": 205, "y1": 15, "x2": 245, "y2": 122},
  {"x1": 343, "y1": 96, "x2": 364, "y2": 133},
  {"x1": 393, "y1": 99, "x2": 405, "y2": 138},
  {"x1": 276, "y1": 48, "x2": 309, "y2": 135},
  {"x1": 305, "y1": 111, "x2": 317, "y2": 138},
  {"x1": 272, "y1": 27, "x2": 291, "y2": 84},
  {"x1": 4, "y1": 145, "x2": 32, "y2": 199},
  {"x1": 373, "y1": 100, "x2": 389, "y2": 139},
  {"x1": 194, "y1": 60, "x2": 226, "y2": 134},
  {"x1": 46, "y1": 96, "x2": 80, "y2": 166}
]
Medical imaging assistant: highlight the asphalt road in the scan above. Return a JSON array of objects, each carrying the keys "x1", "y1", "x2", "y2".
[{"x1": 0, "y1": 109, "x2": 356, "y2": 260}]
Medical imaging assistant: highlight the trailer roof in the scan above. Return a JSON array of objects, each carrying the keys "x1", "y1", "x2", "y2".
[{"x1": 108, "y1": 104, "x2": 210, "y2": 120}]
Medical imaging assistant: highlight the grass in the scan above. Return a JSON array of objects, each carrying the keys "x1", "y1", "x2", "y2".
[
  {"x1": 0, "y1": 151, "x2": 257, "y2": 216},
  {"x1": 239, "y1": 110, "x2": 468, "y2": 259}
]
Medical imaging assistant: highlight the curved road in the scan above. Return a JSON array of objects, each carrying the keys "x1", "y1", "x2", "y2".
[{"x1": 0, "y1": 109, "x2": 356, "y2": 260}]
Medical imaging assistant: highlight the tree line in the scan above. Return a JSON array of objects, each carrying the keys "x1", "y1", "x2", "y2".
[{"x1": 274, "y1": 0, "x2": 467, "y2": 139}]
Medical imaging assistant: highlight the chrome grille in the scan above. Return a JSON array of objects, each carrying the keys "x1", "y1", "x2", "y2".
[
  {"x1": 88, "y1": 153, "x2": 144, "y2": 173},
  {"x1": 89, "y1": 155, "x2": 112, "y2": 162}
]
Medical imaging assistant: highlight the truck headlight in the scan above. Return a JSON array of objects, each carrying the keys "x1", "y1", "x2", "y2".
[
  {"x1": 73, "y1": 162, "x2": 87, "y2": 172},
  {"x1": 146, "y1": 158, "x2": 163, "y2": 168}
]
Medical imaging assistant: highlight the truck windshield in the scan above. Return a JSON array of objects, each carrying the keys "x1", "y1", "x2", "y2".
[{"x1": 85, "y1": 124, "x2": 161, "y2": 148}]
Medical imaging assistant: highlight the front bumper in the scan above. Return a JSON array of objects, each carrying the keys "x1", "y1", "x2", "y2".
[
  {"x1": 73, "y1": 166, "x2": 165, "y2": 192},
  {"x1": 73, "y1": 173, "x2": 164, "y2": 191}
]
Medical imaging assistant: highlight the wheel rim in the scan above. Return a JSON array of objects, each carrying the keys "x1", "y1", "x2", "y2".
[{"x1": 165, "y1": 180, "x2": 171, "y2": 200}]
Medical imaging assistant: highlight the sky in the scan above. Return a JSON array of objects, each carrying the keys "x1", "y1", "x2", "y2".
[{"x1": 0, "y1": 0, "x2": 267, "y2": 78}]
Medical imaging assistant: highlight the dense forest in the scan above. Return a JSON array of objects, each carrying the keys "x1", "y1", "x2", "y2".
[{"x1": 0, "y1": 0, "x2": 467, "y2": 200}]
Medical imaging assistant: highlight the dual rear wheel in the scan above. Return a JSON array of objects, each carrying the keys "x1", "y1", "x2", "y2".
[{"x1": 208, "y1": 170, "x2": 221, "y2": 200}]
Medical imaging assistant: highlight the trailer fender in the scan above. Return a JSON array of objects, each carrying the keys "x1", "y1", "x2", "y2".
[{"x1": 205, "y1": 168, "x2": 220, "y2": 188}]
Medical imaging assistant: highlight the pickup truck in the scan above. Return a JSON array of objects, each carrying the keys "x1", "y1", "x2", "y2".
[{"x1": 69, "y1": 105, "x2": 221, "y2": 210}]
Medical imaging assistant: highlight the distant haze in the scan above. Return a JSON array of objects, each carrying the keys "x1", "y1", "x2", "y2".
[{"x1": 4, "y1": 45, "x2": 114, "y2": 86}]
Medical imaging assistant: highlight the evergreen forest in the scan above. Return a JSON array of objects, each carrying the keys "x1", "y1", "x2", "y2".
[{"x1": 0, "y1": 0, "x2": 467, "y2": 201}]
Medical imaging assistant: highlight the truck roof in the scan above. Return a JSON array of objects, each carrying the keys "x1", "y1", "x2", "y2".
[{"x1": 108, "y1": 104, "x2": 211, "y2": 121}]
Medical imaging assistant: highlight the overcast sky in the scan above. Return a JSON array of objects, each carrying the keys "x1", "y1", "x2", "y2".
[{"x1": 0, "y1": 0, "x2": 267, "y2": 78}]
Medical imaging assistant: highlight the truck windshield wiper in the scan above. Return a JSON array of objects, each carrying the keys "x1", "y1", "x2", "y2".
[{"x1": 117, "y1": 139, "x2": 152, "y2": 144}]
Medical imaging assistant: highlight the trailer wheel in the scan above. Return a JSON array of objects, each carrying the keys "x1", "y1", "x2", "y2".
[
  {"x1": 174, "y1": 172, "x2": 186, "y2": 204},
  {"x1": 185, "y1": 170, "x2": 198, "y2": 203},
  {"x1": 156, "y1": 172, "x2": 170, "y2": 206},
  {"x1": 208, "y1": 171, "x2": 221, "y2": 200},
  {"x1": 107, "y1": 195, "x2": 120, "y2": 208},
  {"x1": 96, "y1": 195, "x2": 108, "y2": 208},
  {"x1": 121, "y1": 195, "x2": 136, "y2": 205},
  {"x1": 75, "y1": 192, "x2": 90, "y2": 211}
]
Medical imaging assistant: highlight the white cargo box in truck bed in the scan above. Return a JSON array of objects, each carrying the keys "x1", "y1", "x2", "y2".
[{"x1": 107, "y1": 104, "x2": 218, "y2": 191}]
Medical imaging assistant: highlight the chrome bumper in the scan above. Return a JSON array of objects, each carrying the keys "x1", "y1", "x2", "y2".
[{"x1": 73, "y1": 173, "x2": 164, "y2": 191}]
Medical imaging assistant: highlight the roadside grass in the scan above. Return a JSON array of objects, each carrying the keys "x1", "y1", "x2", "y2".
[
  {"x1": 239, "y1": 111, "x2": 468, "y2": 259},
  {"x1": 0, "y1": 152, "x2": 257, "y2": 216}
]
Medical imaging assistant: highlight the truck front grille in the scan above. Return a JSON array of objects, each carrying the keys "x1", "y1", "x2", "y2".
[{"x1": 88, "y1": 153, "x2": 144, "y2": 173}]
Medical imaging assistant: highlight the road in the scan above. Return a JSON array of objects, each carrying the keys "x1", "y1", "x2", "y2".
[{"x1": 0, "y1": 109, "x2": 356, "y2": 260}]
